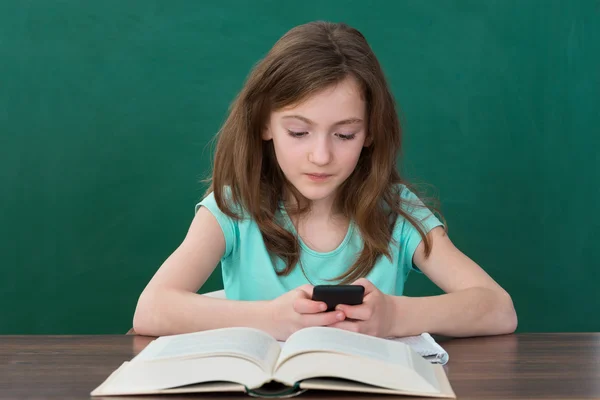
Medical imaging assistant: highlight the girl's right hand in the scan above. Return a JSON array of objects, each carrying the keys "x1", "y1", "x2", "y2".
[{"x1": 267, "y1": 285, "x2": 346, "y2": 341}]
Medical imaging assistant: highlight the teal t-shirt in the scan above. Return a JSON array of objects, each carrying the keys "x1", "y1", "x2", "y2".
[{"x1": 196, "y1": 185, "x2": 443, "y2": 300}]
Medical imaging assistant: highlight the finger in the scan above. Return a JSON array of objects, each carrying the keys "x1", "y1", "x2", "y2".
[
  {"x1": 294, "y1": 297, "x2": 327, "y2": 314},
  {"x1": 295, "y1": 284, "x2": 314, "y2": 298},
  {"x1": 334, "y1": 304, "x2": 373, "y2": 321},
  {"x1": 302, "y1": 310, "x2": 346, "y2": 327},
  {"x1": 327, "y1": 320, "x2": 361, "y2": 333},
  {"x1": 352, "y1": 278, "x2": 376, "y2": 294}
]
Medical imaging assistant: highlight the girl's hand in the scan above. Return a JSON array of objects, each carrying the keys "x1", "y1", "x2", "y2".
[
  {"x1": 328, "y1": 278, "x2": 397, "y2": 338},
  {"x1": 267, "y1": 285, "x2": 346, "y2": 341}
]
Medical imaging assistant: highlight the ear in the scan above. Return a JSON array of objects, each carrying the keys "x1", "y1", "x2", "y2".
[
  {"x1": 363, "y1": 133, "x2": 373, "y2": 147},
  {"x1": 262, "y1": 125, "x2": 273, "y2": 141}
]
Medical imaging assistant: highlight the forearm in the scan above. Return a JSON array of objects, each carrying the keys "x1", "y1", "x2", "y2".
[
  {"x1": 133, "y1": 288, "x2": 273, "y2": 337},
  {"x1": 390, "y1": 287, "x2": 517, "y2": 338}
]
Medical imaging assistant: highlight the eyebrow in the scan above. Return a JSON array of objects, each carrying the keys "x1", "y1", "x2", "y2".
[{"x1": 282, "y1": 115, "x2": 363, "y2": 126}]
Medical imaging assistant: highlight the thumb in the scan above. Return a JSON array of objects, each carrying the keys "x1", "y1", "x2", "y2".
[{"x1": 295, "y1": 284, "x2": 314, "y2": 299}]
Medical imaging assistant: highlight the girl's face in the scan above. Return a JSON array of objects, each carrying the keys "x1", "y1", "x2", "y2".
[{"x1": 264, "y1": 77, "x2": 368, "y2": 209}]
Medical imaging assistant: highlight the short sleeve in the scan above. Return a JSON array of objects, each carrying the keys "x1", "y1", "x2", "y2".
[
  {"x1": 396, "y1": 186, "x2": 444, "y2": 274},
  {"x1": 195, "y1": 191, "x2": 237, "y2": 259}
]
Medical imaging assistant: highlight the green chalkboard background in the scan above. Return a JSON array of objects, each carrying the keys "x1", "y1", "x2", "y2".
[{"x1": 1, "y1": 0, "x2": 598, "y2": 334}]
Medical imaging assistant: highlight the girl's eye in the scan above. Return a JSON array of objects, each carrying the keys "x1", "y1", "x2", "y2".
[
  {"x1": 336, "y1": 133, "x2": 356, "y2": 140},
  {"x1": 286, "y1": 130, "x2": 356, "y2": 140},
  {"x1": 286, "y1": 130, "x2": 307, "y2": 138}
]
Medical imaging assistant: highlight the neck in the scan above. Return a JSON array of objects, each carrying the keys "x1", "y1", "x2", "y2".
[
  {"x1": 285, "y1": 191, "x2": 342, "y2": 223},
  {"x1": 307, "y1": 197, "x2": 338, "y2": 220}
]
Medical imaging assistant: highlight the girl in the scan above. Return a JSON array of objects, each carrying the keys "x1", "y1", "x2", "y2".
[{"x1": 133, "y1": 21, "x2": 517, "y2": 340}]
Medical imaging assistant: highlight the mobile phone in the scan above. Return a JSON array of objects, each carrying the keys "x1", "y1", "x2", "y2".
[{"x1": 312, "y1": 285, "x2": 365, "y2": 312}]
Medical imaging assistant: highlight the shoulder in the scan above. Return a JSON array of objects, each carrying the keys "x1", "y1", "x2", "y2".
[
  {"x1": 387, "y1": 183, "x2": 444, "y2": 272},
  {"x1": 196, "y1": 185, "x2": 247, "y2": 218},
  {"x1": 196, "y1": 186, "x2": 247, "y2": 225},
  {"x1": 195, "y1": 187, "x2": 248, "y2": 258},
  {"x1": 391, "y1": 183, "x2": 444, "y2": 237},
  {"x1": 386, "y1": 183, "x2": 433, "y2": 222},
  {"x1": 395, "y1": 183, "x2": 424, "y2": 209}
]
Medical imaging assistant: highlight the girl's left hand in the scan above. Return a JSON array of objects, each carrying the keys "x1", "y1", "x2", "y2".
[{"x1": 328, "y1": 278, "x2": 396, "y2": 337}]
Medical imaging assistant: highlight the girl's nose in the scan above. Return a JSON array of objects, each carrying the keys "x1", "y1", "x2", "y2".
[{"x1": 308, "y1": 137, "x2": 332, "y2": 166}]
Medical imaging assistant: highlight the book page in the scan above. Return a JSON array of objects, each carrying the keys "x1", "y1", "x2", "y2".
[
  {"x1": 274, "y1": 350, "x2": 442, "y2": 395},
  {"x1": 278, "y1": 332, "x2": 448, "y2": 364},
  {"x1": 133, "y1": 327, "x2": 280, "y2": 373},
  {"x1": 91, "y1": 357, "x2": 268, "y2": 396},
  {"x1": 277, "y1": 326, "x2": 409, "y2": 367},
  {"x1": 299, "y1": 374, "x2": 455, "y2": 399},
  {"x1": 274, "y1": 327, "x2": 442, "y2": 394}
]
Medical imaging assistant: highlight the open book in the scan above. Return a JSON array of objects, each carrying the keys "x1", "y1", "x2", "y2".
[{"x1": 91, "y1": 327, "x2": 455, "y2": 398}]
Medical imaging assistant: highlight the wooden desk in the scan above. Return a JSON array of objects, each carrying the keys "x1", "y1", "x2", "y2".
[{"x1": 1, "y1": 333, "x2": 599, "y2": 399}]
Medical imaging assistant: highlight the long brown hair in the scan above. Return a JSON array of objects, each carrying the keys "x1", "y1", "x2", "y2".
[{"x1": 206, "y1": 21, "x2": 445, "y2": 284}]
